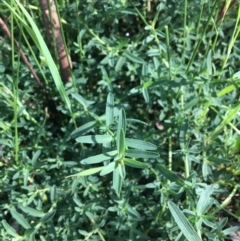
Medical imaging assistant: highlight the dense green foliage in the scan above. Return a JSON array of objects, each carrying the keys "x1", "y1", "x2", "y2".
[{"x1": 0, "y1": 0, "x2": 240, "y2": 240}]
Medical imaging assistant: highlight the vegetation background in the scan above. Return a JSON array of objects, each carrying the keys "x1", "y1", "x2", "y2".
[{"x1": 0, "y1": 0, "x2": 240, "y2": 240}]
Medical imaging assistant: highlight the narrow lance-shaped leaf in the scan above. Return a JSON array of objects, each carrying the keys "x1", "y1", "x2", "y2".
[
  {"x1": 19, "y1": 205, "x2": 45, "y2": 218},
  {"x1": 71, "y1": 121, "x2": 97, "y2": 139},
  {"x1": 117, "y1": 108, "x2": 126, "y2": 137},
  {"x1": 196, "y1": 185, "x2": 214, "y2": 216},
  {"x1": 81, "y1": 150, "x2": 118, "y2": 164},
  {"x1": 71, "y1": 93, "x2": 95, "y2": 109},
  {"x1": 2, "y1": 220, "x2": 20, "y2": 238},
  {"x1": 113, "y1": 166, "x2": 123, "y2": 196},
  {"x1": 115, "y1": 56, "x2": 126, "y2": 72},
  {"x1": 78, "y1": 167, "x2": 104, "y2": 176},
  {"x1": 117, "y1": 129, "x2": 125, "y2": 156},
  {"x1": 126, "y1": 149, "x2": 159, "y2": 159},
  {"x1": 168, "y1": 201, "x2": 202, "y2": 241},
  {"x1": 50, "y1": 185, "x2": 57, "y2": 203},
  {"x1": 103, "y1": 93, "x2": 114, "y2": 157},
  {"x1": 10, "y1": 209, "x2": 31, "y2": 229},
  {"x1": 124, "y1": 158, "x2": 149, "y2": 169},
  {"x1": 106, "y1": 92, "x2": 114, "y2": 126},
  {"x1": 124, "y1": 52, "x2": 145, "y2": 64},
  {"x1": 76, "y1": 135, "x2": 112, "y2": 144},
  {"x1": 100, "y1": 161, "x2": 115, "y2": 176},
  {"x1": 157, "y1": 164, "x2": 185, "y2": 186},
  {"x1": 125, "y1": 138, "x2": 157, "y2": 150},
  {"x1": 40, "y1": 210, "x2": 56, "y2": 224},
  {"x1": 118, "y1": 162, "x2": 126, "y2": 179}
]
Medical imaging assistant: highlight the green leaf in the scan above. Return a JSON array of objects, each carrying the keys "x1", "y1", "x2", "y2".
[
  {"x1": 106, "y1": 92, "x2": 114, "y2": 126},
  {"x1": 125, "y1": 138, "x2": 157, "y2": 150},
  {"x1": 157, "y1": 164, "x2": 185, "y2": 186},
  {"x1": 125, "y1": 149, "x2": 159, "y2": 159},
  {"x1": 143, "y1": 80, "x2": 153, "y2": 88},
  {"x1": 78, "y1": 167, "x2": 104, "y2": 176},
  {"x1": 168, "y1": 201, "x2": 202, "y2": 241},
  {"x1": 115, "y1": 56, "x2": 126, "y2": 72},
  {"x1": 113, "y1": 166, "x2": 123, "y2": 196},
  {"x1": 100, "y1": 161, "x2": 115, "y2": 176},
  {"x1": 71, "y1": 121, "x2": 97, "y2": 139},
  {"x1": 117, "y1": 129, "x2": 125, "y2": 156},
  {"x1": 108, "y1": 52, "x2": 115, "y2": 67},
  {"x1": 76, "y1": 135, "x2": 112, "y2": 144},
  {"x1": 24, "y1": 228, "x2": 36, "y2": 237},
  {"x1": 32, "y1": 150, "x2": 41, "y2": 165},
  {"x1": 19, "y1": 205, "x2": 45, "y2": 218},
  {"x1": 71, "y1": 93, "x2": 94, "y2": 109},
  {"x1": 124, "y1": 158, "x2": 149, "y2": 169},
  {"x1": 40, "y1": 210, "x2": 56, "y2": 224},
  {"x1": 217, "y1": 84, "x2": 236, "y2": 97},
  {"x1": 50, "y1": 185, "x2": 57, "y2": 203},
  {"x1": 116, "y1": 39, "x2": 129, "y2": 51},
  {"x1": 124, "y1": 52, "x2": 145, "y2": 64},
  {"x1": 142, "y1": 87, "x2": 151, "y2": 106},
  {"x1": 117, "y1": 162, "x2": 126, "y2": 179},
  {"x1": 127, "y1": 118, "x2": 148, "y2": 125},
  {"x1": 206, "y1": 49, "x2": 212, "y2": 75},
  {"x1": 196, "y1": 185, "x2": 214, "y2": 216},
  {"x1": 81, "y1": 150, "x2": 118, "y2": 164},
  {"x1": 117, "y1": 108, "x2": 126, "y2": 136},
  {"x1": 10, "y1": 209, "x2": 31, "y2": 229},
  {"x1": 2, "y1": 220, "x2": 20, "y2": 238}
]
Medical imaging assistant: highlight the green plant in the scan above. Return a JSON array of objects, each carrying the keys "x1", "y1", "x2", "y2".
[{"x1": 0, "y1": 0, "x2": 240, "y2": 240}]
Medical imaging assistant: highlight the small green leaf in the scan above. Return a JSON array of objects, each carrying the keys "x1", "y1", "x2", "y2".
[
  {"x1": 115, "y1": 56, "x2": 126, "y2": 72},
  {"x1": 2, "y1": 220, "x2": 20, "y2": 238},
  {"x1": 157, "y1": 164, "x2": 185, "y2": 186},
  {"x1": 71, "y1": 121, "x2": 97, "y2": 139},
  {"x1": 108, "y1": 52, "x2": 115, "y2": 67},
  {"x1": 143, "y1": 80, "x2": 153, "y2": 88},
  {"x1": 117, "y1": 108, "x2": 126, "y2": 136},
  {"x1": 76, "y1": 135, "x2": 112, "y2": 144},
  {"x1": 10, "y1": 209, "x2": 31, "y2": 229},
  {"x1": 116, "y1": 39, "x2": 129, "y2": 51},
  {"x1": 106, "y1": 92, "x2": 114, "y2": 126},
  {"x1": 81, "y1": 150, "x2": 118, "y2": 164},
  {"x1": 125, "y1": 149, "x2": 159, "y2": 159},
  {"x1": 40, "y1": 210, "x2": 56, "y2": 224},
  {"x1": 117, "y1": 162, "x2": 126, "y2": 179},
  {"x1": 196, "y1": 185, "x2": 214, "y2": 216},
  {"x1": 124, "y1": 52, "x2": 145, "y2": 64},
  {"x1": 19, "y1": 205, "x2": 45, "y2": 218},
  {"x1": 206, "y1": 49, "x2": 212, "y2": 75},
  {"x1": 100, "y1": 161, "x2": 115, "y2": 176},
  {"x1": 50, "y1": 185, "x2": 57, "y2": 203},
  {"x1": 125, "y1": 138, "x2": 157, "y2": 150},
  {"x1": 113, "y1": 166, "x2": 123, "y2": 196},
  {"x1": 124, "y1": 158, "x2": 149, "y2": 169},
  {"x1": 71, "y1": 93, "x2": 94, "y2": 109},
  {"x1": 32, "y1": 150, "x2": 41, "y2": 165},
  {"x1": 78, "y1": 167, "x2": 104, "y2": 176},
  {"x1": 117, "y1": 129, "x2": 125, "y2": 156},
  {"x1": 217, "y1": 84, "x2": 236, "y2": 97}
]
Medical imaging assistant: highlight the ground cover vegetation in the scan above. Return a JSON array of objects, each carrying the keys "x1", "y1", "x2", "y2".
[{"x1": 0, "y1": 0, "x2": 240, "y2": 240}]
